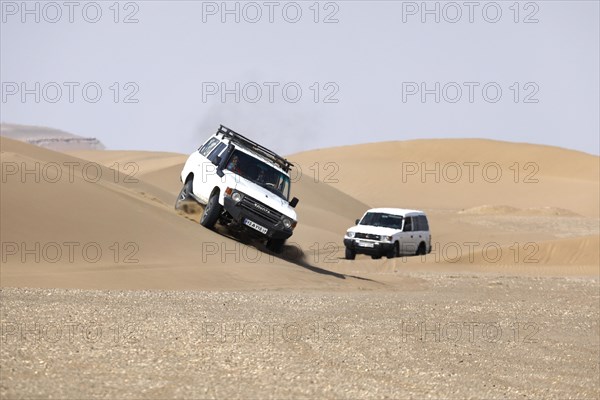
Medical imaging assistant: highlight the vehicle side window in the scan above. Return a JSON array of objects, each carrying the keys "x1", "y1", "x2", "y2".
[
  {"x1": 403, "y1": 217, "x2": 413, "y2": 232},
  {"x1": 419, "y1": 215, "x2": 429, "y2": 231},
  {"x1": 199, "y1": 138, "x2": 220, "y2": 157},
  {"x1": 207, "y1": 143, "x2": 226, "y2": 164}
]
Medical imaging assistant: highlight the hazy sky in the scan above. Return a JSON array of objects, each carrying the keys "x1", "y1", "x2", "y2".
[{"x1": 1, "y1": 1, "x2": 598, "y2": 155}]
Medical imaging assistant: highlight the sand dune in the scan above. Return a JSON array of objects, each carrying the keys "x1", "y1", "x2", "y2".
[
  {"x1": 2, "y1": 137, "x2": 598, "y2": 292},
  {"x1": 459, "y1": 204, "x2": 582, "y2": 217},
  {"x1": 455, "y1": 234, "x2": 600, "y2": 267},
  {"x1": 287, "y1": 139, "x2": 599, "y2": 275},
  {"x1": 290, "y1": 139, "x2": 599, "y2": 218},
  {"x1": 1, "y1": 137, "x2": 376, "y2": 290}
]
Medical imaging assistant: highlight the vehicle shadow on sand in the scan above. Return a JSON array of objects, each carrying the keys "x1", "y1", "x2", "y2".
[
  {"x1": 176, "y1": 203, "x2": 379, "y2": 283},
  {"x1": 214, "y1": 227, "x2": 379, "y2": 283}
]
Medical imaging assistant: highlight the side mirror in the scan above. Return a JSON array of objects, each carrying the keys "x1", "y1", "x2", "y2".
[
  {"x1": 215, "y1": 145, "x2": 233, "y2": 177},
  {"x1": 289, "y1": 197, "x2": 299, "y2": 208},
  {"x1": 355, "y1": 219, "x2": 360, "y2": 225}
]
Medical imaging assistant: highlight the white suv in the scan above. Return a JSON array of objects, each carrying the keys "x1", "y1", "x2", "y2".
[
  {"x1": 177, "y1": 125, "x2": 299, "y2": 252},
  {"x1": 343, "y1": 208, "x2": 431, "y2": 259}
]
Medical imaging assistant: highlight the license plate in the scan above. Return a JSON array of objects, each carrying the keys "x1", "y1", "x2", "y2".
[
  {"x1": 358, "y1": 241, "x2": 374, "y2": 248},
  {"x1": 243, "y1": 218, "x2": 268, "y2": 234}
]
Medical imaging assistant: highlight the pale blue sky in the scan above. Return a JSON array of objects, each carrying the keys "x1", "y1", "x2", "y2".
[{"x1": 1, "y1": 1, "x2": 598, "y2": 155}]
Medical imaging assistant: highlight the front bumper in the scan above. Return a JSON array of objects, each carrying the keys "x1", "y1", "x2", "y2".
[
  {"x1": 224, "y1": 197, "x2": 293, "y2": 240},
  {"x1": 343, "y1": 238, "x2": 394, "y2": 256}
]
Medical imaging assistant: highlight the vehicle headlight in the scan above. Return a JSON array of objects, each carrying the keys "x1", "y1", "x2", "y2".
[
  {"x1": 231, "y1": 191, "x2": 242, "y2": 202},
  {"x1": 346, "y1": 231, "x2": 355, "y2": 238},
  {"x1": 283, "y1": 218, "x2": 292, "y2": 229},
  {"x1": 382, "y1": 235, "x2": 392, "y2": 242}
]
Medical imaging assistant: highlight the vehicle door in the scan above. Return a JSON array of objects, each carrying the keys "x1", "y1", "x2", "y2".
[
  {"x1": 195, "y1": 141, "x2": 227, "y2": 202},
  {"x1": 399, "y1": 216, "x2": 418, "y2": 255}
]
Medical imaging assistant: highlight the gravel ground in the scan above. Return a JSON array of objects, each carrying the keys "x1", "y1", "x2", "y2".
[{"x1": 1, "y1": 273, "x2": 599, "y2": 399}]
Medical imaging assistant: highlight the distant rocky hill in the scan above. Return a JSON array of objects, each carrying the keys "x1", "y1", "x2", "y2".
[{"x1": 0, "y1": 123, "x2": 105, "y2": 151}]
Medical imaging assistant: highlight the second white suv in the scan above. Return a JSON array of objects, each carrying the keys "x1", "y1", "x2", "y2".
[
  {"x1": 343, "y1": 208, "x2": 431, "y2": 259},
  {"x1": 177, "y1": 125, "x2": 299, "y2": 253}
]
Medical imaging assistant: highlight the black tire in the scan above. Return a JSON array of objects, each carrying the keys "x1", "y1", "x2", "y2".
[
  {"x1": 386, "y1": 242, "x2": 400, "y2": 259},
  {"x1": 371, "y1": 254, "x2": 382, "y2": 260},
  {"x1": 266, "y1": 238, "x2": 285, "y2": 253},
  {"x1": 174, "y1": 179, "x2": 193, "y2": 210},
  {"x1": 345, "y1": 247, "x2": 356, "y2": 260},
  {"x1": 200, "y1": 191, "x2": 222, "y2": 228},
  {"x1": 416, "y1": 242, "x2": 426, "y2": 256}
]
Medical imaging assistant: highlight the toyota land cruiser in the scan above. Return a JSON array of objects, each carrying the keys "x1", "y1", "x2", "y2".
[{"x1": 177, "y1": 125, "x2": 299, "y2": 253}]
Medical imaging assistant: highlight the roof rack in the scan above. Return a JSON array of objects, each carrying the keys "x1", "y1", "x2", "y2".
[{"x1": 216, "y1": 125, "x2": 294, "y2": 173}]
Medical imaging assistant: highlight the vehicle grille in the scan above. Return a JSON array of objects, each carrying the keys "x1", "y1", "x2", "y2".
[
  {"x1": 355, "y1": 233, "x2": 381, "y2": 240},
  {"x1": 240, "y1": 195, "x2": 282, "y2": 224}
]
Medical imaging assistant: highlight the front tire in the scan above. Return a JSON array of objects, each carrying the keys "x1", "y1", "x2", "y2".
[
  {"x1": 200, "y1": 192, "x2": 222, "y2": 229},
  {"x1": 266, "y1": 238, "x2": 285, "y2": 253},
  {"x1": 386, "y1": 242, "x2": 400, "y2": 259},
  {"x1": 345, "y1": 248, "x2": 356, "y2": 260}
]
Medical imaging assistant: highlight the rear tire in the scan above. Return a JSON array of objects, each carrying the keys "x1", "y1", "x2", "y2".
[
  {"x1": 386, "y1": 242, "x2": 400, "y2": 259},
  {"x1": 175, "y1": 179, "x2": 193, "y2": 210},
  {"x1": 200, "y1": 192, "x2": 222, "y2": 229},
  {"x1": 345, "y1": 248, "x2": 356, "y2": 260},
  {"x1": 266, "y1": 238, "x2": 285, "y2": 253},
  {"x1": 416, "y1": 242, "x2": 426, "y2": 256}
]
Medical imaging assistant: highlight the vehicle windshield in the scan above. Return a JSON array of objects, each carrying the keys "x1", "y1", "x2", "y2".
[
  {"x1": 225, "y1": 149, "x2": 291, "y2": 200},
  {"x1": 359, "y1": 213, "x2": 403, "y2": 229}
]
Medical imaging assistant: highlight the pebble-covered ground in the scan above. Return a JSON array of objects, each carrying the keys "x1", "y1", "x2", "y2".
[{"x1": 1, "y1": 273, "x2": 598, "y2": 399}]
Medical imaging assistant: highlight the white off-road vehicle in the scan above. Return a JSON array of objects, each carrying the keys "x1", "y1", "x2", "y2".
[
  {"x1": 343, "y1": 208, "x2": 431, "y2": 260},
  {"x1": 177, "y1": 125, "x2": 299, "y2": 253}
]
